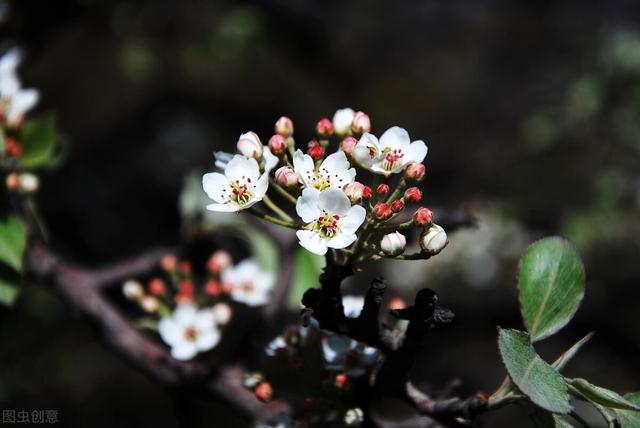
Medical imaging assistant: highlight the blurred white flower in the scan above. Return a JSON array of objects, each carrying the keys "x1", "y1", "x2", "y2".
[
  {"x1": 295, "y1": 187, "x2": 366, "y2": 255},
  {"x1": 221, "y1": 259, "x2": 274, "y2": 306},
  {"x1": 159, "y1": 304, "x2": 221, "y2": 360},
  {"x1": 342, "y1": 295, "x2": 364, "y2": 318},
  {"x1": 353, "y1": 127, "x2": 427, "y2": 176},
  {"x1": 293, "y1": 149, "x2": 355, "y2": 191},
  {"x1": 332, "y1": 108, "x2": 355, "y2": 136},
  {"x1": 0, "y1": 48, "x2": 39, "y2": 126},
  {"x1": 203, "y1": 155, "x2": 269, "y2": 212}
]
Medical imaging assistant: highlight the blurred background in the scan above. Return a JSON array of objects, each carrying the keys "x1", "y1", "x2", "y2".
[{"x1": 1, "y1": 0, "x2": 640, "y2": 426}]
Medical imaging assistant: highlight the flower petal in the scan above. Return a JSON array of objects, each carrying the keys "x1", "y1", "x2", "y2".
[
  {"x1": 338, "y1": 205, "x2": 367, "y2": 234},
  {"x1": 171, "y1": 342, "x2": 198, "y2": 361},
  {"x1": 194, "y1": 310, "x2": 215, "y2": 330},
  {"x1": 202, "y1": 172, "x2": 230, "y2": 203},
  {"x1": 196, "y1": 329, "x2": 221, "y2": 352},
  {"x1": 206, "y1": 202, "x2": 239, "y2": 212},
  {"x1": 296, "y1": 187, "x2": 322, "y2": 223},
  {"x1": 263, "y1": 146, "x2": 279, "y2": 172},
  {"x1": 7, "y1": 89, "x2": 38, "y2": 119},
  {"x1": 379, "y1": 126, "x2": 410, "y2": 151},
  {"x1": 293, "y1": 150, "x2": 315, "y2": 187},
  {"x1": 296, "y1": 230, "x2": 328, "y2": 255},
  {"x1": 318, "y1": 188, "x2": 351, "y2": 216},
  {"x1": 158, "y1": 318, "x2": 182, "y2": 347},
  {"x1": 405, "y1": 140, "x2": 428, "y2": 165},
  {"x1": 327, "y1": 233, "x2": 357, "y2": 249},
  {"x1": 253, "y1": 173, "x2": 269, "y2": 199},
  {"x1": 225, "y1": 155, "x2": 260, "y2": 182},
  {"x1": 320, "y1": 151, "x2": 350, "y2": 173},
  {"x1": 174, "y1": 304, "x2": 197, "y2": 326}
]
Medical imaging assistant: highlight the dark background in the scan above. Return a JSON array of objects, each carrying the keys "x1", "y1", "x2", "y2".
[{"x1": 1, "y1": 0, "x2": 640, "y2": 426}]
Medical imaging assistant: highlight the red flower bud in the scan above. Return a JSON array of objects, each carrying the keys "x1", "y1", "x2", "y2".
[
  {"x1": 315, "y1": 118, "x2": 334, "y2": 136},
  {"x1": 268, "y1": 134, "x2": 287, "y2": 155},
  {"x1": 160, "y1": 254, "x2": 177, "y2": 272},
  {"x1": 405, "y1": 162, "x2": 426, "y2": 181},
  {"x1": 307, "y1": 140, "x2": 325, "y2": 160},
  {"x1": 335, "y1": 373, "x2": 349, "y2": 389},
  {"x1": 180, "y1": 261, "x2": 192, "y2": 274},
  {"x1": 413, "y1": 207, "x2": 433, "y2": 226},
  {"x1": 205, "y1": 279, "x2": 222, "y2": 296},
  {"x1": 207, "y1": 250, "x2": 232, "y2": 273},
  {"x1": 275, "y1": 116, "x2": 294, "y2": 137},
  {"x1": 255, "y1": 382, "x2": 273, "y2": 403},
  {"x1": 362, "y1": 186, "x2": 372, "y2": 201},
  {"x1": 179, "y1": 280, "x2": 195, "y2": 297},
  {"x1": 376, "y1": 183, "x2": 390, "y2": 196},
  {"x1": 404, "y1": 187, "x2": 422, "y2": 203},
  {"x1": 4, "y1": 138, "x2": 22, "y2": 158},
  {"x1": 148, "y1": 278, "x2": 166, "y2": 296},
  {"x1": 390, "y1": 199, "x2": 404, "y2": 213},
  {"x1": 5, "y1": 173, "x2": 20, "y2": 191},
  {"x1": 372, "y1": 202, "x2": 392, "y2": 220}
]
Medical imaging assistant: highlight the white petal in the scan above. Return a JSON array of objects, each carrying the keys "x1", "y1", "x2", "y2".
[
  {"x1": 253, "y1": 173, "x2": 269, "y2": 199},
  {"x1": 338, "y1": 205, "x2": 367, "y2": 234},
  {"x1": 195, "y1": 310, "x2": 215, "y2": 330},
  {"x1": 318, "y1": 188, "x2": 351, "y2": 216},
  {"x1": 296, "y1": 187, "x2": 321, "y2": 222},
  {"x1": 342, "y1": 295, "x2": 365, "y2": 318},
  {"x1": 293, "y1": 150, "x2": 315, "y2": 187},
  {"x1": 332, "y1": 108, "x2": 355, "y2": 135},
  {"x1": 206, "y1": 202, "x2": 239, "y2": 212},
  {"x1": 225, "y1": 155, "x2": 260, "y2": 182},
  {"x1": 196, "y1": 329, "x2": 221, "y2": 352},
  {"x1": 296, "y1": 230, "x2": 328, "y2": 255},
  {"x1": 202, "y1": 173, "x2": 230, "y2": 203},
  {"x1": 0, "y1": 74, "x2": 19, "y2": 97},
  {"x1": 0, "y1": 48, "x2": 22, "y2": 75},
  {"x1": 263, "y1": 146, "x2": 279, "y2": 172},
  {"x1": 379, "y1": 126, "x2": 411, "y2": 151},
  {"x1": 405, "y1": 140, "x2": 428, "y2": 165},
  {"x1": 327, "y1": 233, "x2": 357, "y2": 249},
  {"x1": 174, "y1": 304, "x2": 197, "y2": 326},
  {"x1": 320, "y1": 151, "x2": 350, "y2": 173},
  {"x1": 171, "y1": 342, "x2": 199, "y2": 360},
  {"x1": 7, "y1": 89, "x2": 38, "y2": 119},
  {"x1": 158, "y1": 318, "x2": 182, "y2": 347}
]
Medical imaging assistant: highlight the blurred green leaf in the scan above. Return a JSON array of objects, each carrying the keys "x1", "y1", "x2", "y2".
[
  {"x1": 0, "y1": 271, "x2": 20, "y2": 306},
  {"x1": 0, "y1": 215, "x2": 27, "y2": 271},
  {"x1": 552, "y1": 332, "x2": 594, "y2": 372},
  {"x1": 518, "y1": 237, "x2": 585, "y2": 342},
  {"x1": 287, "y1": 248, "x2": 324, "y2": 309},
  {"x1": 0, "y1": 129, "x2": 5, "y2": 155},
  {"x1": 569, "y1": 379, "x2": 640, "y2": 411},
  {"x1": 18, "y1": 115, "x2": 57, "y2": 169},
  {"x1": 250, "y1": 231, "x2": 278, "y2": 273},
  {"x1": 498, "y1": 328, "x2": 571, "y2": 414},
  {"x1": 615, "y1": 393, "x2": 640, "y2": 428}
]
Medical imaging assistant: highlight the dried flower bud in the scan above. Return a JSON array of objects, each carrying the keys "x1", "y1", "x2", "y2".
[
  {"x1": 340, "y1": 136, "x2": 358, "y2": 155},
  {"x1": 420, "y1": 224, "x2": 447, "y2": 254},
  {"x1": 362, "y1": 186, "x2": 372, "y2": 201},
  {"x1": 148, "y1": 278, "x2": 166, "y2": 296},
  {"x1": 332, "y1": 108, "x2": 355, "y2": 136},
  {"x1": 380, "y1": 232, "x2": 406, "y2": 256},
  {"x1": 343, "y1": 182, "x2": 366, "y2": 204},
  {"x1": 275, "y1": 166, "x2": 299, "y2": 188},
  {"x1": 413, "y1": 207, "x2": 433, "y2": 226},
  {"x1": 351, "y1": 111, "x2": 371, "y2": 134},
  {"x1": 208, "y1": 250, "x2": 232, "y2": 273},
  {"x1": 236, "y1": 131, "x2": 263, "y2": 160},
  {"x1": 404, "y1": 187, "x2": 422, "y2": 203},
  {"x1": 17, "y1": 173, "x2": 39, "y2": 193},
  {"x1": 405, "y1": 162, "x2": 426, "y2": 181},
  {"x1": 344, "y1": 408, "x2": 364, "y2": 426},
  {"x1": 275, "y1": 116, "x2": 294, "y2": 137},
  {"x1": 376, "y1": 183, "x2": 390, "y2": 196},
  {"x1": 255, "y1": 382, "x2": 273, "y2": 403},
  {"x1": 307, "y1": 140, "x2": 325, "y2": 160},
  {"x1": 5, "y1": 173, "x2": 20, "y2": 191},
  {"x1": 372, "y1": 202, "x2": 392, "y2": 220},
  {"x1": 268, "y1": 134, "x2": 287, "y2": 156},
  {"x1": 243, "y1": 372, "x2": 264, "y2": 390},
  {"x1": 212, "y1": 302, "x2": 232, "y2": 325},
  {"x1": 315, "y1": 118, "x2": 334, "y2": 136},
  {"x1": 390, "y1": 199, "x2": 404, "y2": 213},
  {"x1": 335, "y1": 373, "x2": 349, "y2": 389},
  {"x1": 122, "y1": 280, "x2": 144, "y2": 300},
  {"x1": 140, "y1": 295, "x2": 159, "y2": 313},
  {"x1": 388, "y1": 296, "x2": 406, "y2": 310},
  {"x1": 160, "y1": 254, "x2": 177, "y2": 272},
  {"x1": 205, "y1": 279, "x2": 222, "y2": 296}
]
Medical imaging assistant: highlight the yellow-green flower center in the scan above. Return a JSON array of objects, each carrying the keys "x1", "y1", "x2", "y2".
[{"x1": 310, "y1": 213, "x2": 341, "y2": 239}]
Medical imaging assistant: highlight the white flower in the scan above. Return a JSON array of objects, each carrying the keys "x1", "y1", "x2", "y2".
[
  {"x1": 295, "y1": 187, "x2": 366, "y2": 255},
  {"x1": 122, "y1": 280, "x2": 143, "y2": 300},
  {"x1": 342, "y1": 295, "x2": 364, "y2": 318},
  {"x1": 221, "y1": 259, "x2": 274, "y2": 306},
  {"x1": 293, "y1": 149, "x2": 355, "y2": 191},
  {"x1": 353, "y1": 126, "x2": 428, "y2": 176},
  {"x1": 214, "y1": 146, "x2": 278, "y2": 173},
  {"x1": 0, "y1": 48, "x2": 39, "y2": 125},
  {"x1": 236, "y1": 131, "x2": 263, "y2": 159},
  {"x1": 159, "y1": 304, "x2": 221, "y2": 361},
  {"x1": 420, "y1": 224, "x2": 448, "y2": 254},
  {"x1": 203, "y1": 155, "x2": 269, "y2": 212},
  {"x1": 332, "y1": 108, "x2": 355, "y2": 136}
]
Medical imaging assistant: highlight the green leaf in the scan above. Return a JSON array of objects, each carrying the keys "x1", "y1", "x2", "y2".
[
  {"x1": 518, "y1": 237, "x2": 585, "y2": 342},
  {"x1": 498, "y1": 328, "x2": 572, "y2": 414},
  {"x1": 0, "y1": 270, "x2": 21, "y2": 306},
  {"x1": 250, "y1": 230, "x2": 279, "y2": 273},
  {"x1": 18, "y1": 115, "x2": 57, "y2": 168},
  {"x1": 0, "y1": 128, "x2": 5, "y2": 155},
  {"x1": 287, "y1": 248, "x2": 324, "y2": 309},
  {"x1": 615, "y1": 393, "x2": 640, "y2": 428},
  {"x1": 569, "y1": 379, "x2": 640, "y2": 411},
  {"x1": 530, "y1": 408, "x2": 575, "y2": 427},
  {"x1": 552, "y1": 332, "x2": 594, "y2": 371},
  {"x1": 0, "y1": 216, "x2": 27, "y2": 271}
]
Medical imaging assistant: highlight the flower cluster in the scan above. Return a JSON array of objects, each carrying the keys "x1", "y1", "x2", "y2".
[
  {"x1": 202, "y1": 108, "x2": 448, "y2": 259},
  {"x1": 123, "y1": 250, "x2": 274, "y2": 360}
]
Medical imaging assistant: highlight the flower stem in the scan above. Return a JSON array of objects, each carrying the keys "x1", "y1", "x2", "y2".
[
  {"x1": 385, "y1": 177, "x2": 407, "y2": 203},
  {"x1": 247, "y1": 207, "x2": 299, "y2": 230},
  {"x1": 263, "y1": 195, "x2": 294, "y2": 222},
  {"x1": 268, "y1": 177, "x2": 298, "y2": 205},
  {"x1": 374, "y1": 220, "x2": 414, "y2": 232}
]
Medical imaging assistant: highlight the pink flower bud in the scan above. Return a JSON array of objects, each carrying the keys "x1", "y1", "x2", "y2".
[
  {"x1": 380, "y1": 232, "x2": 406, "y2": 256},
  {"x1": 5, "y1": 172, "x2": 20, "y2": 191},
  {"x1": 315, "y1": 118, "x2": 334, "y2": 136},
  {"x1": 351, "y1": 111, "x2": 371, "y2": 134},
  {"x1": 148, "y1": 278, "x2": 166, "y2": 296},
  {"x1": 140, "y1": 295, "x2": 159, "y2": 313},
  {"x1": 212, "y1": 302, "x2": 232, "y2": 325},
  {"x1": 268, "y1": 134, "x2": 287, "y2": 155},
  {"x1": 340, "y1": 136, "x2": 358, "y2": 155},
  {"x1": 390, "y1": 199, "x2": 404, "y2": 213},
  {"x1": 307, "y1": 140, "x2": 325, "y2": 160},
  {"x1": 275, "y1": 166, "x2": 299, "y2": 188},
  {"x1": 404, "y1": 187, "x2": 422, "y2": 203},
  {"x1": 372, "y1": 202, "x2": 392, "y2": 220},
  {"x1": 255, "y1": 382, "x2": 273, "y2": 402},
  {"x1": 343, "y1": 182, "x2": 366, "y2": 203},
  {"x1": 413, "y1": 207, "x2": 433, "y2": 226},
  {"x1": 205, "y1": 279, "x2": 222, "y2": 296},
  {"x1": 275, "y1": 116, "x2": 294, "y2": 137},
  {"x1": 236, "y1": 131, "x2": 263, "y2": 159},
  {"x1": 160, "y1": 253, "x2": 177, "y2": 272},
  {"x1": 208, "y1": 250, "x2": 232, "y2": 273},
  {"x1": 420, "y1": 224, "x2": 447, "y2": 254},
  {"x1": 405, "y1": 162, "x2": 426, "y2": 181},
  {"x1": 376, "y1": 184, "x2": 390, "y2": 196}
]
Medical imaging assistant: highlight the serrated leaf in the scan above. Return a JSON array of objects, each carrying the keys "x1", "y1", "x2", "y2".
[
  {"x1": 552, "y1": 332, "x2": 594, "y2": 372},
  {"x1": 615, "y1": 393, "x2": 640, "y2": 428},
  {"x1": 518, "y1": 237, "x2": 585, "y2": 342},
  {"x1": 0, "y1": 216, "x2": 27, "y2": 271},
  {"x1": 498, "y1": 328, "x2": 572, "y2": 414},
  {"x1": 569, "y1": 378, "x2": 640, "y2": 411},
  {"x1": 18, "y1": 115, "x2": 57, "y2": 168},
  {"x1": 287, "y1": 248, "x2": 324, "y2": 309}
]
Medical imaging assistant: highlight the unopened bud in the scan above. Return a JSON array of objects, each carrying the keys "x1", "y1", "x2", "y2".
[
  {"x1": 390, "y1": 199, "x2": 404, "y2": 213},
  {"x1": 205, "y1": 279, "x2": 222, "y2": 296},
  {"x1": 160, "y1": 254, "x2": 177, "y2": 272},
  {"x1": 140, "y1": 295, "x2": 159, "y2": 313},
  {"x1": 404, "y1": 187, "x2": 422, "y2": 203},
  {"x1": 343, "y1": 182, "x2": 366, "y2": 203},
  {"x1": 275, "y1": 116, "x2": 294, "y2": 137},
  {"x1": 180, "y1": 261, "x2": 192, "y2": 274},
  {"x1": 243, "y1": 372, "x2": 264, "y2": 390},
  {"x1": 362, "y1": 186, "x2": 372, "y2": 201},
  {"x1": 307, "y1": 140, "x2": 325, "y2": 160},
  {"x1": 380, "y1": 232, "x2": 406, "y2": 256},
  {"x1": 148, "y1": 278, "x2": 166, "y2": 296},
  {"x1": 315, "y1": 118, "x2": 334, "y2": 136},
  {"x1": 255, "y1": 382, "x2": 273, "y2": 403},
  {"x1": 268, "y1": 134, "x2": 286, "y2": 156},
  {"x1": 405, "y1": 162, "x2": 426, "y2": 181},
  {"x1": 335, "y1": 373, "x2": 349, "y2": 389},
  {"x1": 179, "y1": 280, "x2": 195, "y2": 297},
  {"x1": 340, "y1": 136, "x2": 358, "y2": 155},
  {"x1": 212, "y1": 302, "x2": 232, "y2": 325},
  {"x1": 351, "y1": 111, "x2": 371, "y2": 134},
  {"x1": 413, "y1": 207, "x2": 433, "y2": 226},
  {"x1": 4, "y1": 138, "x2": 22, "y2": 158},
  {"x1": 5, "y1": 173, "x2": 20, "y2": 191},
  {"x1": 376, "y1": 183, "x2": 390, "y2": 196},
  {"x1": 372, "y1": 202, "x2": 392, "y2": 220},
  {"x1": 332, "y1": 108, "x2": 355, "y2": 136},
  {"x1": 208, "y1": 250, "x2": 232, "y2": 273},
  {"x1": 17, "y1": 173, "x2": 39, "y2": 193},
  {"x1": 420, "y1": 224, "x2": 448, "y2": 254},
  {"x1": 275, "y1": 166, "x2": 299, "y2": 188},
  {"x1": 123, "y1": 280, "x2": 144, "y2": 300},
  {"x1": 237, "y1": 131, "x2": 263, "y2": 160},
  {"x1": 344, "y1": 408, "x2": 364, "y2": 426}
]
